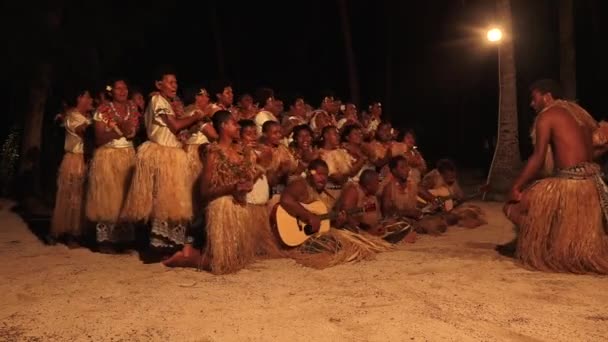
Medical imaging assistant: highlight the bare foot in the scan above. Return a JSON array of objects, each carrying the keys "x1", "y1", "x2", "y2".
[
  {"x1": 162, "y1": 249, "x2": 201, "y2": 268},
  {"x1": 182, "y1": 244, "x2": 195, "y2": 258},
  {"x1": 403, "y1": 231, "x2": 417, "y2": 243}
]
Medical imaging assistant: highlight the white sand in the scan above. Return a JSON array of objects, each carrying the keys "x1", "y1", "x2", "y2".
[{"x1": 1, "y1": 200, "x2": 607, "y2": 342}]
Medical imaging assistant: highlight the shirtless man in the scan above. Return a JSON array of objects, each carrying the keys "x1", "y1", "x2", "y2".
[
  {"x1": 279, "y1": 160, "x2": 392, "y2": 267},
  {"x1": 503, "y1": 79, "x2": 608, "y2": 274},
  {"x1": 421, "y1": 159, "x2": 465, "y2": 203},
  {"x1": 382, "y1": 156, "x2": 423, "y2": 220},
  {"x1": 279, "y1": 159, "x2": 336, "y2": 234},
  {"x1": 334, "y1": 169, "x2": 412, "y2": 242}
]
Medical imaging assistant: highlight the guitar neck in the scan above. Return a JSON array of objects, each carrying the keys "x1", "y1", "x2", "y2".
[{"x1": 317, "y1": 207, "x2": 366, "y2": 221}]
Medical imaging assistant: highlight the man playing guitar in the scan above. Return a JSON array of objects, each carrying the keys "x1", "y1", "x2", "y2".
[{"x1": 278, "y1": 159, "x2": 346, "y2": 234}]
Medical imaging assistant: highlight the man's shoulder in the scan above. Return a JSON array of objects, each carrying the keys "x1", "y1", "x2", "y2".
[{"x1": 540, "y1": 105, "x2": 570, "y2": 118}]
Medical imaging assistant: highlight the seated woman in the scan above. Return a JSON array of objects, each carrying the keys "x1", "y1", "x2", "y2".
[
  {"x1": 341, "y1": 124, "x2": 375, "y2": 182},
  {"x1": 318, "y1": 125, "x2": 368, "y2": 208},
  {"x1": 163, "y1": 111, "x2": 281, "y2": 273},
  {"x1": 402, "y1": 129, "x2": 427, "y2": 172},
  {"x1": 289, "y1": 124, "x2": 320, "y2": 171}
]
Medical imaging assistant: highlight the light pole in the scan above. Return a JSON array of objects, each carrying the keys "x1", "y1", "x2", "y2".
[{"x1": 483, "y1": 28, "x2": 502, "y2": 201}]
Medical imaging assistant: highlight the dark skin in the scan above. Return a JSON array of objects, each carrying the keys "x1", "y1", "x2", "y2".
[
  {"x1": 261, "y1": 124, "x2": 293, "y2": 187},
  {"x1": 163, "y1": 118, "x2": 253, "y2": 268},
  {"x1": 162, "y1": 110, "x2": 204, "y2": 135},
  {"x1": 201, "y1": 122, "x2": 254, "y2": 204},
  {"x1": 364, "y1": 124, "x2": 393, "y2": 168},
  {"x1": 279, "y1": 167, "x2": 329, "y2": 234},
  {"x1": 335, "y1": 176, "x2": 381, "y2": 234},
  {"x1": 381, "y1": 161, "x2": 423, "y2": 219},
  {"x1": 508, "y1": 106, "x2": 593, "y2": 202},
  {"x1": 293, "y1": 129, "x2": 319, "y2": 165},
  {"x1": 94, "y1": 102, "x2": 137, "y2": 147},
  {"x1": 155, "y1": 75, "x2": 205, "y2": 135},
  {"x1": 322, "y1": 128, "x2": 368, "y2": 185},
  {"x1": 504, "y1": 90, "x2": 594, "y2": 227}
]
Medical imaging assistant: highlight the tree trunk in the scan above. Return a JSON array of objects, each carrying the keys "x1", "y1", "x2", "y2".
[
  {"x1": 485, "y1": 0, "x2": 522, "y2": 201},
  {"x1": 19, "y1": 63, "x2": 52, "y2": 195},
  {"x1": 19, "y1": 7, "x2": 62, "y2": 201},
  {"x1": 559, "y1": 0, "x2": 576, "y2": 100},
  {"x1": 338, "y1": 0, "x2": 360, "y2": 105}
]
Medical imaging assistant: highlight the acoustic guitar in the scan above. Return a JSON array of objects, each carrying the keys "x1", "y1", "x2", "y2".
[{"x1": 273, "y1": 201, "x2": 377, "y2": 247}]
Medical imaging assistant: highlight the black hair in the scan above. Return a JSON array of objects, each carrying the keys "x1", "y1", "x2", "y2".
[
  {"x1": 255, "y1": 87, "x2": 275, "y2": 108},
  {"x1": 63, "y1": 83, "x2": 91, "y2": 108},
  {"x1": 287, "y1": 94, "x2": 306, "y2": 108},
  {"x1": 212, "y1": 110, "x2": 232, "y2": 134},
  {"x1": 388, "y1": 155, "x2": 408, "y2": 171},
  {"x1": 129, "y1": 85, "x2": 143, "y2": 97},
  {"x1": 308, "y1": 159, "x2": 328, "y2": 171},
  {"x1": 341, "y1": 123, "x2": 362, "y2": 143},
  {"x1": 529, "y1": 79, "x2": 564, "y2": 100},
  {"x1": 210, "y1": 80, "x2": 232, "y2": 100},
  {"x1": 397, "y1": 128, "x2": 416, "y2": 142},
  {"x1": 153, "y1": 66, "x2": 176, "y2": 82},
  {"x1": 319, "y1": 91, "x2": 335, "y2": 107},
  {"x1": 239, "y1": 93, "x2": 253, "y2": 102},
  {"x1": 262, "y1": 120, "x2": 280, "y2": 133},
  {"x1": 359, "y1": 169, "x2": 378, "y2": 185},
  {"x1": 104, "y1": 78, "x2": 129, "y2": 100},
  {"x1": 238, "y1": 119, "x2": 256, "y2": 135},
  {"x1": 437, "y1": 159, "x2": 457, "y2": 174},
  {"x1": 292, "y1": 124, "x2": 313, "y2": 140},
  {"x1": 183, "y1": 84, "x2": 208, "y2": 105},
  {"x1": 318, "y1": 125, "x2": 337, "y2": 147}
]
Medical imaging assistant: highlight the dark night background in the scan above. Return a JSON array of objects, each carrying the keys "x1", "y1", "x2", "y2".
[{"x1": 1, "y1": 0, "x2": 607, "y2": 195}]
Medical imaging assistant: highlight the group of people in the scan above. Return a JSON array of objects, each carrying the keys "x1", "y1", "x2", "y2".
[{"x1": 49, "y1": 68, "x2": 608, "y2": 275}]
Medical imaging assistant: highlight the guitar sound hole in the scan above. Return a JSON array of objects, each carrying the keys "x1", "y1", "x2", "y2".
[{"x1": 303, "y1": 224, "x2": 315, "y2": 236}]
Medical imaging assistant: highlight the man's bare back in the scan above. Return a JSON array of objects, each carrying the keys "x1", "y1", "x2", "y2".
[{"x1": 543, "y1": 106, "x2": 594, "y2": 169}]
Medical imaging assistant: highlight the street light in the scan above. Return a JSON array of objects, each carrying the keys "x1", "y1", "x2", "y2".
[
  {"x1": 487, "y1": 28, "x2": 503, "y2": 43},
  {"x1": 483, "y1": 27, "x2": 503, "y2": 201}
]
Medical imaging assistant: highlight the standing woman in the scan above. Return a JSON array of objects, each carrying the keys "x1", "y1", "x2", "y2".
[
  {"x1": 50, "y1": 87, "x2": 94, "y2": 246},
  {"x1": 120, "y1": 69, "x2": 202, "y2": 255},
  {"x1": 86, "y1": 79, "x2": 140, "y2": 253},
  {"x1": 181, "y1": 87, "x2": 218, "y2": 193}
]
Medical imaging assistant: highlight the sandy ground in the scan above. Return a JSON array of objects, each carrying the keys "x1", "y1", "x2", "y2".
[{"x1": 1, "y1": 200, "x2": 607, "y2": 342}]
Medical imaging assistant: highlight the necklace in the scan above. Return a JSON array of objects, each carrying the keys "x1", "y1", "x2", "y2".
[{"x1": 109, "y1": 101, "x2": 131, "y2": 121}]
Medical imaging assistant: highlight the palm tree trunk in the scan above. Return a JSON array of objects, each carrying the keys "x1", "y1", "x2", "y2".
[
  {"x1": 19, "y1": 7, "x2": 63, "y2": 198},
  {"x1": 338, "y1": 0, "x2": 360, "y2": 105},
  {"x1": 485, "y1": 0, "x2": 522, "y2": 200},
  {"x1": 559, "y1": 0, "x2": 576, "y2": 100}
]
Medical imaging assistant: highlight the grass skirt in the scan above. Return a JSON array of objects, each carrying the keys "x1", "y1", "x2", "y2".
[
  {"x1": 120, "y1": 141, "x2": 192, "y2": 223},
  {"x1": 51, "y1": 152, "x2": 86, "y2": 237},
  {"x1": 516, "y1": 163, "x2": 608, "y2": 274},
  {"x1": 287, "y1": 228, "x2": 393, "y2": 269},
  {"x1": 86, "y1": 147, "x2": 135, "y2": 222},
  {"x1": 185, "y1": 143, "x2": 204, "y2": 218},
  {"x1": 203, "y1": 196, "x2": 281, "y2": 274}
]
